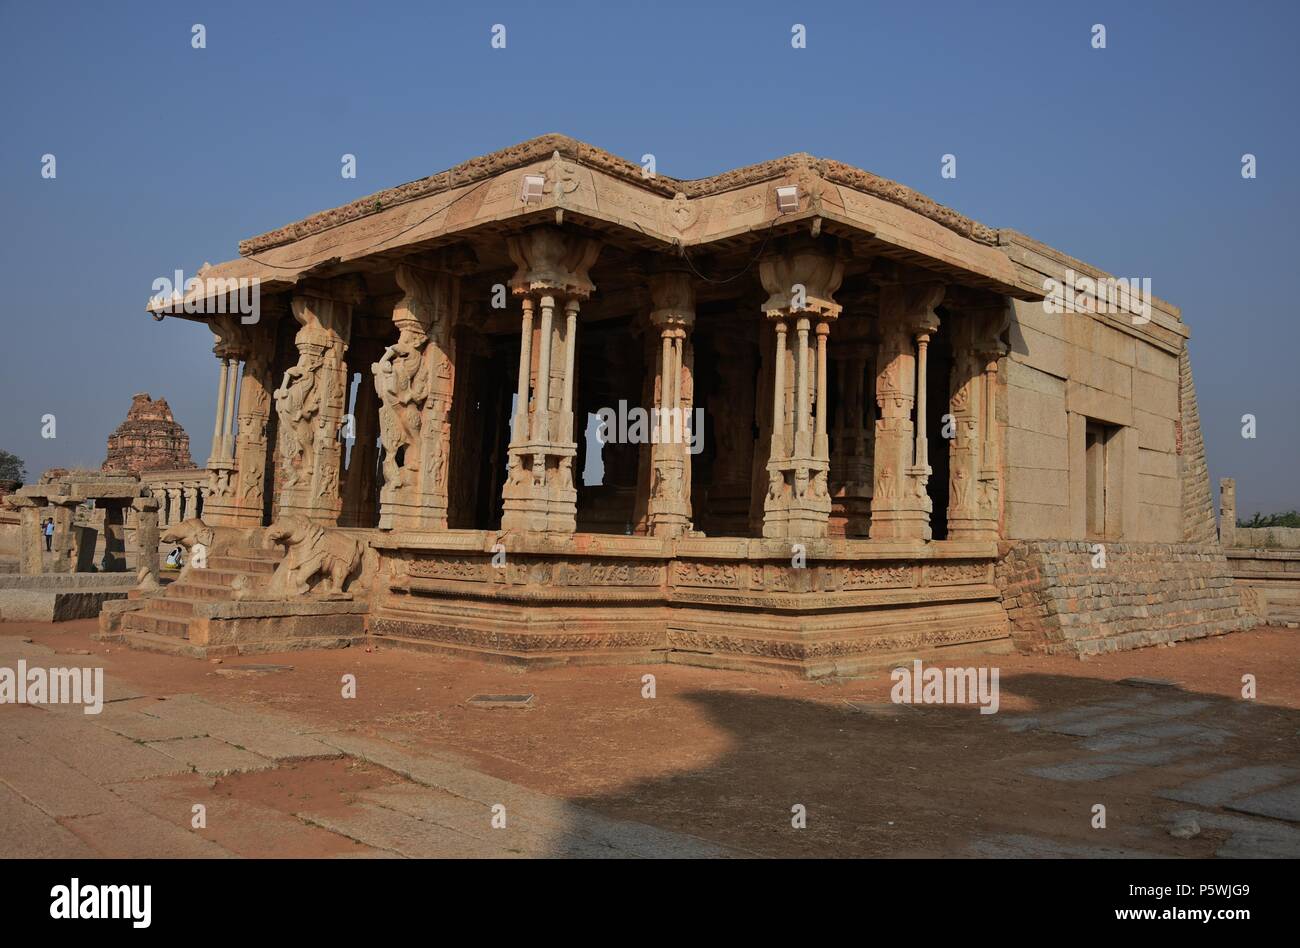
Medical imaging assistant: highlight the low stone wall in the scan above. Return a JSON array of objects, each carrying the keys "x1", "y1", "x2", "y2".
[
  {"x1": 0, "y1": 573, "x2": 137, "y2": 622},
  {"x1": 1230, "y1": 527, "x2": 1300, "y2": 549},
  {"x1": 995, "y1": 541, "x2": 1256, "y2": 656},
  {"x1": 1225, "y1": 548, "x2": 1300, "y2": 625},
  {"x1": 97, "y1": 597, "x2": 366, "y2": 658}
]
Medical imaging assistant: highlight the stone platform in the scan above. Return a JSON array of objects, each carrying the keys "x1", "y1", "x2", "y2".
[
  {"x1": 370, "y1": 532, "x2": 1011, "y2": 679},
  {"x1": 0, "y1": 573, "x2": 137, "y2": 622},
  {"x1": 96, "y1": 541, "x2": 367, "y2": 658}
]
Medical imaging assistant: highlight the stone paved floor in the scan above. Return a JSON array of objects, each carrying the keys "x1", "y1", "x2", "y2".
[
  {"x1": 0, "y1": 636, "x2": 730, "y2": 858},
  {"x1": 979, "y1": 684, "x2": 1300, "y2": 857},
  {"x1": 4, "y1": 626, "x2": 1299, "y2": 859}
]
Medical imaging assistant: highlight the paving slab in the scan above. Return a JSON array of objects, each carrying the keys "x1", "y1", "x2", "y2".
[
  {"x1": 144, "y1": 736, "x2": 275, "y2": 777},
  {"x1": 1025, "y1": 759, "x2": 1143, "y2": 782},
  {"x1": 0, "y1": 731, "x2": 122, "y2": 818},
  {"x1": 320, "y1": 731, "x2": 522, "y2": 804},
  {"x1": 363, "y1": 786, "x2": 631, "y2": 858},
  {"x1": 321, "y1": 731, "x2": 733, "y2": 858},
  {"x1": 61, "y1": 798, "x2": 233, "y2": 858},
  {"x1": 1141, "y1": 699, "x2": 1213, "y2": 719},
  {"x1": 967, "y1": 832, "x2": 1170, "y2": 858},
  {"x1": 0, "y1": 782, "x2": 96, "y2": 857},
  {"x1": 1044, "y1": 712, "x2": 1154, "y2": 737},
  {"x1": 108, "y1": 775, "x2": 378, "y2": 859},
  {"x1": 1165, "y1": 809, "x2": 1300, "y2": 858},
  {"x1": 1157, "y1": 765, "x2": 1299, "y2": 807},
  {"x1": 89, "y1": 700, "x2": 209, "y2": 742},
  {"x1": 298, "y1": 801, "x2": 514, "y2": 858},
  {"x1": 3, "y1": 705, "x2": 186, "y2": 782},
  {"x1": 140, "y1": 694, "x2": 342, "y2": 760},
  {"x1": 1226, "y1": 783, "x2": 1300, "y2": 824}
]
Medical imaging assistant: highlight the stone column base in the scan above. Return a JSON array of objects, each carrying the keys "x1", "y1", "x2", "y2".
[
  {"x1": 378, "y1": 498, "x2": 449, "y2": 532},
  {"x1": 762, "y1": 459, "x2": 832, "y2": 540},
  {"x1": 500, "y1": 444, "x2": 577, "y2": 534}
]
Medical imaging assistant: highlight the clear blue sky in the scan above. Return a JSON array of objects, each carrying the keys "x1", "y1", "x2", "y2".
[{"x1": 1, "y1": 0, "x2": 1295, "y2": 515}]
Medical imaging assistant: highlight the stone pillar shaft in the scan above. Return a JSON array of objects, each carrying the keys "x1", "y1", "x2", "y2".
[
  {"x1": 15, "y1": 501, "x2": 43, "y2": 575},
  {"x1": 869, "y1": 282, "x2": 943, "y2": 542},
  {"x1": 210, "y1": 358, "x2": 229, "y2": 462},
  {"x1": 499, "y1": 228, "x2": 600, "y2": 535},
  {"x1": 276, "y1": 279, "x2": 362, "y2": 526},
  {"x1": 132, "y1": 497, "x2": 160, "y2": 578},
  {"x1": 374, "y1": 263, "x2": 459, "y2": 531},
  {"x1": 757, "y1": 246, "x2": 842, "y2": 540},
  {"x1": 645, "y1": 272, "x2": 695, "y2": 538},
  {"x1": 1219, "y1": 477, "x2": 1237, "y2": 548},
  {"x1": 946, "y1": 304, "x2": 1006, "y2": 541},
  {"x1": 221, "y1": 357, "x2": 240, "y2": 461}
]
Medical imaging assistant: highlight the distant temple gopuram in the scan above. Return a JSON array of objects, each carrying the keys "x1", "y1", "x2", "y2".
[{"x1": 99, "y1": 135, "x2": 1255, "y2": 674}]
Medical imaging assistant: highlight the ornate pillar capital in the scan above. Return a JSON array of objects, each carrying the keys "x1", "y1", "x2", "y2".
[
  {"x1": 758, "y1": 245, "x2": 844, "y2": 321},
  {"x1": 648, "y1": 270, "x2": 696, "y2": 332},
  {"x1": 506, "y1": 227, "x2": 601, "y2": 301}
]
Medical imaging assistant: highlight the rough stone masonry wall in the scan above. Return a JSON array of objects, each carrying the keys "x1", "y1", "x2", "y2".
[
  {"x1": 996, "y1": 541, "x2": 1257, "y2": 656},
  {"x1": 1178, "y1": 346, "x2": 1217, "y2": 543}
]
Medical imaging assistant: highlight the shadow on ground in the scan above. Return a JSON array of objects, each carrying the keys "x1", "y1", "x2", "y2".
[{"x1": 562, "y1": 671, "x2": 1300, "y2": 858}]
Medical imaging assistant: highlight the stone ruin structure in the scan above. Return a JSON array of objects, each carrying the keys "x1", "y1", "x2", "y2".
[
  {"x1": 97, "y1": 135, "x2": 1255, "y2": 672},
  {"x1": 0, "y1": 471, "x2": 159, "y2": 622},
  {"x1": 102, "y1": 393, "x2": 196, "y2": 473},
  {"x1": 1217, "y1": 477, "x2": 1300, "y2": 626},
  {"x1": 101, "y1": 392, "x2": 208, "y2": 531}
]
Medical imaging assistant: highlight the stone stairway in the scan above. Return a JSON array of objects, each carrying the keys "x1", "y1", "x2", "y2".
[{"x1": 115, "y1": 545, "x2": 284, "y2": 655}]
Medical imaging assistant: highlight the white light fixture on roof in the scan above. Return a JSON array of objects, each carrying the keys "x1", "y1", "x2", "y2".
[
  {"x1": 775, "y1": 185, "x2": 800, "y2": 213},
  {"x1": 520, "y1": 174, "x2": 546, "y2": 203}
]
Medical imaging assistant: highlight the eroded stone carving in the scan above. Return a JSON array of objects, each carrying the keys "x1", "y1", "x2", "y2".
[{"x1": 239, "y1": 515, "x2": 362, "y2": 600}]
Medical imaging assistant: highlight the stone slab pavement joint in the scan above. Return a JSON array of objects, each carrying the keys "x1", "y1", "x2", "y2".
[
  {"x1": 0, "y1": 782, "x2": 97, "y2": 858},
  {"x1": 144, "y1": 736, "x2": 275, "y2": 777},
  {"x1": 1156, "y1": 765, "x2": 1299, "y2": 808},
  {"x1": 1225, "y1": 783, "x2": 1300, "y2": 824}
]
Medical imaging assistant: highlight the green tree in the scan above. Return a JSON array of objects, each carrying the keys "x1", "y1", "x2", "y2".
[
  {"x1": 1240, "y1": 510, "x2": 1300, "y2": 529},
  {"x1": 0, "y1": 449, "x2": 26, "y2": 484}
]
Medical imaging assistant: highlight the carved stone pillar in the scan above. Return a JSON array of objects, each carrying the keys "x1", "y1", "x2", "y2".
[
  {"x1": 974, "y1": 305, "x2": 1008, "y2": 537},
  {"x1": 500, "y1": 228, "x2": 601, "y2": 534},
  {"x1": 133, "y1": 495, "x2": 160, "y2": 579},
  {"x1": 167, "y1": 487, "x2": 182, "y2": 527},
  {"x1": 11, "y1": 497, "x2": 43, "y2": 575},
  {"x1": 275, "y1": 278, "x2": 363, "y2": 525},
  {"x1": 204, "y1": 319, "x2": 243, "y2": 525},
  {"x1": 870, "y1": 281, "x2": 944, "y2": 541},
  {"x1": 206, "y1": 303, "x2": 283, "y2": 527},
  {"x1": 645, "y1": 272, "x2": 695, "y2": 538},
  {"x1": 50, "y1": 503, "x2": 75, "y2": 573},
  {"x1": 100, "y1": 501, "x2": 128, "y2": 572},
  {"x1": 758, "y1": 247, "x2": 843, "y2": 540},
  {"x1": 947, "y1": 303, "x2": 1007, "y2": 540},
  {"x1": 374, "y1": 263, "x2": 460, "y2": 531},
  {"x1": 1219, "y1": 477, "x2": 1237, "y2": 548}
]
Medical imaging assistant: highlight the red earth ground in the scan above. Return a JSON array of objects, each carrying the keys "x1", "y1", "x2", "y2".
[{"x1": 4, "y1": 619, "x2": 1297, "y2": 857}]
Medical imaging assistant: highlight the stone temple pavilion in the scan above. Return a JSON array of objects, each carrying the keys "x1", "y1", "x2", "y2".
[{"x1": 98, "y1": 135, "x2": 1254, "y2": 675}]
